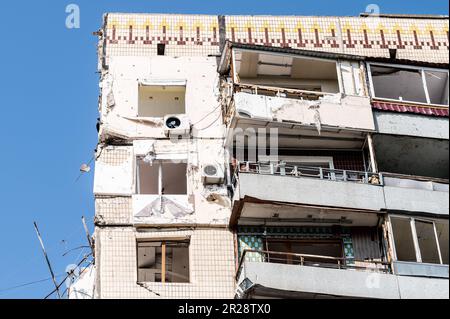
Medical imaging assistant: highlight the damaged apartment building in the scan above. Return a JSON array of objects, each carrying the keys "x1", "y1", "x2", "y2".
[{"x1": 78, "y1": 13, "x2": 449, "y2": 299}]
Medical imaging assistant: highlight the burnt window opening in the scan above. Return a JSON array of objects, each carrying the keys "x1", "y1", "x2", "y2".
[
  {"x1": 157, "y1": 43, "x2": 166, "y2": 56},
  {"x1": 137, "y1": 240, "x2": 190, "y2": 283}
]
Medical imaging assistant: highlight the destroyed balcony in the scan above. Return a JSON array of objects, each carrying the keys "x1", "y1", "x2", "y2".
[
  {"x1": 225, "y1": 85, "x2": 375, "y2": 133},
  {"x1": 231, "y1": 162, "x2": 385, "y2": 213},
  {"x1": 236, "y1": 250, "x2": 449, "y2": 299},
  {"x1": 219, "y1": 42, "x2": 376, "y2": 137}
]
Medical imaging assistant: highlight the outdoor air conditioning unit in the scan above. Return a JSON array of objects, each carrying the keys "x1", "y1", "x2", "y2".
[
  {"x1": 202, "y1": 163, "x2": 225, "y2": 185},
  {"x1": 163, "y1": 114, "x2": 191, "y2": 137}
]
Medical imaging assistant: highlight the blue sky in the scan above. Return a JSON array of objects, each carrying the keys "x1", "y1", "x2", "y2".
[{"x1": 0, "y1": 0, "x2": 447, "y2": 299}]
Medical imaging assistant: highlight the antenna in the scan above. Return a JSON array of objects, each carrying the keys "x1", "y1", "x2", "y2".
[
  {"x1": 81, "y1": 216, "x2": 95, "y2": 259},
  {"x1": 33, "y1": 222, "x2": 62, "y2": 299}
]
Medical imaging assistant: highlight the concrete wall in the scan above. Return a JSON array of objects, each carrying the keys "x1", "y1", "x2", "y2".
[
  {"x1": 238, "y1": 261, "x2": 449, "y2": 299},
  {"x1": 233, "y1": 92, "x2": 375, "y2": 131},
  {"x1": 96, "y1": 228, "x2": 236, "y2": 299},
  {"x1": 374, "y1": 111, "x2": 449, "y2": 140},
  {"x1": 94, "y1": 140, "x2": 231, "y2": 226},
  {"x1": 384, "y1": 185, "x2": 449, "y2": 216},
  {"x1": 99, "y1": 56, "x2": 224, "y2": 140}
]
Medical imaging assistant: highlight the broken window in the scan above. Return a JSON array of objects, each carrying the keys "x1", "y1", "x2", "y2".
[
  {"x1": 390, "y1": 217, "x2": 417, "y2": 262},
  {"x1": 390, "y1": 216, "x2": 449, "y2": 265},
  {"x1": 137, "y1": 159, "x2": 187, "y2": 195},
  {"x1": 137, "y1": 240, "x2": 190, "y2": 283},
  {"x1": 138, "y1": 85, "x2": 186, "y2": 117},
  {"x1": 234, "y1": 49, "x2": 340, "y2": 95},
  {"x1": 369, "y1": 63, "x2": 449, "y2": 106}
]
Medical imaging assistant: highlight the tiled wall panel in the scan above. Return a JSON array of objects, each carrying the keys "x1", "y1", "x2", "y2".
[
  {"x1": 96, "y1": 228, "x2": 236, "y2": 299},
  {"x1": 103, "y1": 14, "x2": 449, "y2": 63}
]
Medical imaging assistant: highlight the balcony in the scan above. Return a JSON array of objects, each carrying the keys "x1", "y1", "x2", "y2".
[
  {"x1": 219, "y1": 43, "x2": 376, "y2": 145},
  {"x1": 227, "y1": 85, "x2": 375, "y2": 133},
  {"x1": 232, "y1": 162, "x2": 386, "y2": 212},
  {"x1": 236, "y1": 250, "x2": 449, "y2": 299}
]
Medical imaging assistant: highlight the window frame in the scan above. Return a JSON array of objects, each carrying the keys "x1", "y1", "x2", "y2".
[
  {"x1": 136, "y1": 239, "x2": 191, "y2": 284},
  {"x1": 388, "y1": 215, "x2": 446, "y2": 265},
  {"x1": 136, "y1": 158, "x2": 188, "y2": 196},
  {"x1": 367, "y1": 62, "x2": 449, "y2": 107}
]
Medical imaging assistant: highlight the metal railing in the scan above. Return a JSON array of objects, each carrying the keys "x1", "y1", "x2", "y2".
[
  {"x1": 235, "y1": 83, "x2": 338, "y2": 101},
  {"x1": 236, "y1": 249, "x2": 391, "y2": 280},
  {"x1": 237, "y1": 161, "x2": 383, "y2": 186}
]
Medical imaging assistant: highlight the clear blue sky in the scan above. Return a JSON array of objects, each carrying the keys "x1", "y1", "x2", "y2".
[{"x1": 0, "y1": 0, "x2": 447, "y2": 299}]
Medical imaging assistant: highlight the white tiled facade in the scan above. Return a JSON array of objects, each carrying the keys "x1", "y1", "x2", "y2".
[{"x1": 96, "y1": 228, "x2": 235, "y2": 299}]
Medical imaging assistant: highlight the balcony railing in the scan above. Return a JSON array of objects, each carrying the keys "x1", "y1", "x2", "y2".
[
  {"x1": 235, "y1": 83, "x2": 338, "y2": 101},
  {"x1": 236, "y1": 161, "x2": 383, "y2": 186},
  {"x1": 237, "y1": 249, "x2": 391, "y2": 280}
]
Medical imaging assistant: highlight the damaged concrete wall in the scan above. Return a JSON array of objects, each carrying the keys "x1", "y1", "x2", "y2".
[
  {"x1": 98, "y1": 56, "x2": 224, "y2": 140},
  {"x1": 93, "y1": 139, "x2": 231, "y2": 226},
  {"x1": 234, "y1": 92, "x2": 375, "y2": 131},
  {"x1": 93, "y1": 146, "x2": 134, "y2": 195}
]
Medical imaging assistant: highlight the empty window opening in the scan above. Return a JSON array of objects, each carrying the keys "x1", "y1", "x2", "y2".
[
  {"x1": 138, "y1": 85, "x2": 186, "y2": 117},
  {"x1": 234, "y1": 50, "x2": 340, "y2": 94},
  {"x1": 137, "y1": 159, "x2": 187, "y2": 195},
  {"x1": 157, "y1": 43, "x2": 166, "y2": 56},
  {"x1": 369, "y1": 63, "x2": 449, "y2": 106},
  {"x1": 137, "y1": 240, "x2": 190, "y2": 283}
]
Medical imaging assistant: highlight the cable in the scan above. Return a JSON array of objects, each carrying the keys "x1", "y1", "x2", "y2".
[
  {"x1": 0, "y1": 274, "x2": 65, "y2": 295},
  {"x1": 194, "y1": 110, "x2": 223, "y2": 131},
  {"x1": 191, "y1": 104, "x2": 221, "y2": 127}
]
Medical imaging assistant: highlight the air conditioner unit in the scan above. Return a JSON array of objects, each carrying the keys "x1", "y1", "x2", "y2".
[
  {"x1": 163, "y1": 114, "x2": 191, "y2": 137},
  {"x1": 202, "y1": 163, "x2": 224, "y2": 185}
]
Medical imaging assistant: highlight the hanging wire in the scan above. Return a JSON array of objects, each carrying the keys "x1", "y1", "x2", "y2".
[{"x1": 0, "y1": 274, "x2": 65, "y2": 295}]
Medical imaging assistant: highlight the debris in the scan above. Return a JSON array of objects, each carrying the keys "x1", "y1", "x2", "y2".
[
  {"x1": 135, "y1": 196, "x2": 194, "y2": 219},
  {"x1": 80, "y1": 164, "x2": 91, "y2": 173}
]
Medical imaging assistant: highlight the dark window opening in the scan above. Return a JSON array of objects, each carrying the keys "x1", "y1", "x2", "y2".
[{"x1": 157, "y1": 43, "x2": 166, "y2": 56}]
